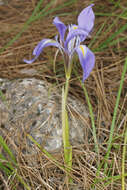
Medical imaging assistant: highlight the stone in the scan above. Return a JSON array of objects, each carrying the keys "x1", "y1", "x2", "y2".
[
  {"x1": 0, "y1": 0, "x2": 7, "y2": 5},
  {"x1": 0, "y1": 78, "x2": 89, "y2": 154}
]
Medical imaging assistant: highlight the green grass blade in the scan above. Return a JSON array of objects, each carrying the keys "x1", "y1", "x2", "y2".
[
  {"x1": 31, "y1": 0, "x2": 44, "y2": 15},
  {"x1": 0, "y1": 90, "x2": 6, "y2": 102},
  {"x1": 80, "y1": 84, "x2": 99, "y2": 154},
  {"x1": 95, "y1": 12, "x2": 127, "y2": 19},
  {"x1": 0, "y1": 159, "x2": 13, "y2": 176},
  {"x1": 104, "y1": 10, "x2": 125, "y2": 34},
  {"x1": 27, "y1": 133, "x2": 73, "y2": 183},
  {"x1": 0, "y1": 0, "x2": 76, "y2": 54},
  {"x1": 93, "y1": 173, "x2": 127, "y2": 187},
  {"x1": 0, "y1": 136, "x2": 38, "y2": 189},
  {"x1": 27, "y1": 134, "x2": 64, "y2": 170},
  {"x1": 15, "y1": 173, "x2": 31, "y2": 190},
  {"x1": 0, "y1": 136, "x2": 16, "y2": 165},
  {"x1": 98, "y1": 23, "x2": 127, "y2": 50},
  {"x1": 122, "y1": 126, "x2": 127, "y2": 190},
  {"x1": 0, "y1": 153, "x2": 14, "y2": 170},
  {"x1": 32, "y1": 0, "x2": 77, "y2": 21},
  {"x1": 88, "y1": 19, "x2": 107, "y2": 49},
  {"x1": 105, "y1": 36, "x2": 127, "y2": 47},
  {"x1": 104, "y1": 57, "x2": 127, "y2": 172},
  {"x1": 0, "y1": 0, "x2": 44, "y2": 54},
  {"x1": 74, "y1": 69, "x2": 99, "y2": 154}
]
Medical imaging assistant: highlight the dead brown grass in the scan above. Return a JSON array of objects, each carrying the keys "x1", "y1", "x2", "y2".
[{"x1": 0, "y1": 0, "x2": 127, "y2": 189}]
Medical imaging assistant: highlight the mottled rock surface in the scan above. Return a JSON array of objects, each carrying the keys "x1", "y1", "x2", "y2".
[
  {"x1": 0, "y1": 78, "x2": 89, "y2": 154},
  {"x1": 0, "y1": 0, "x2": 7, "y2": 5}
]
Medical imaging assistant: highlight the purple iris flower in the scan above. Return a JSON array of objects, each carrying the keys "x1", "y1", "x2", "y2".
[{"x1": 24, "y1": 4, "x2": 95, "y2": 81}]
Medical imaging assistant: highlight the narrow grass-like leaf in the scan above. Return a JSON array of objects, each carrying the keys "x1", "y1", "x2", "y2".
[
  {"x1": 122, "y1": 126, "x2": 127, "y2": 190},
  {"x1": 105, "y1": 36, "x2": 127, "y2": 47},
  {"x1": 93, "y1": 57, "x2": 127, "y2": 185},
  {"x1": 98, "y1": 23, "x2": 127, "y2": 50},
  {"x1": 0, "y1": 155, "x2": 30, "y2": 190},
  {"x1": 0, "y1": 0, "x2": 77, "y2": 54},
  {"x1": 93, "y1": 173, "x2": 127, "y2": 187},
  {"x1": 31, "y1": 0, "x2": 44, "y2": 15},
  {"x1": 0, "y1": 157, "x2": 13, "y2": 175},
  {"x1": 0, "y1": 153, "x2": 14, "y2": 171},
  {"x1": 104, "y1": 57, "x2": 127, "y2": 172},
  {"x1": 15, "y1": 173, "x2": 31, "y2": 190},
  {"x1": 27, "y1": 134, "x2": 64, "y2": 170},
  {"x1": 109, "y1": 0, "x2": 121, "y2": 8},
  {"x1": 27, "y1": 131, "x2": 72, "y2": 181},
  {"x1": 95, "y1": 12, "x2": 126, "y2": 19},
  {"x1": 0, "y1": 0, "x2": 44, "y2": 54},
  {"x1": 88, "y1": 19, "x2": 107, "y2": 49},
  {"x1": 73, "y1": 69, "x2": 99, "y2": 154},
  {"x1": 0, "y1": 136, "x2": 16, "y2": 165},
  {"x1": 32, "y1": 0, "x2": 77, "y2": 22},
  {"x1": 0, "y1": 90, "x2": 6, "y2": 102}
]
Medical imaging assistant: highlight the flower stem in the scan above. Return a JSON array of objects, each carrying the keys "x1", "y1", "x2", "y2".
[
  {"x1": 64, "y1": 75, "x2": 70, "y2": 105},
  {"x1": 62, "y1": 73, "x2": 72, "y2": 182}
]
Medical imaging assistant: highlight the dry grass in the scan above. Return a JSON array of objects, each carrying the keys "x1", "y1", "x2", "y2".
[{"x1": 0, "y1": 0, "x2": 127, "y2": 189}]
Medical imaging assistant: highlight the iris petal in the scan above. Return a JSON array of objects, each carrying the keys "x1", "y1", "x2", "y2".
[
  {"x1": 53, "y1": 17, "x2": 67, "y2": 42},
  {"x1": 24, "y1": 39, "x2": 61, "y2": 64},
  {"x1": 77, "y1": 4, "x2": 95, "y2": 33},
  {"x1": 64, "y1": 28, "x2": 88, "y2": 51},
  {"x1": 76, "y1": 45, "x2": 95, "y2": 81}
]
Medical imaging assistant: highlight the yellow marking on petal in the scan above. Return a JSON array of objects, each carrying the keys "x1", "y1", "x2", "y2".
[
  {"x1": 50, "y1": 40, "x2": 56, "y2": 43},
  {"x1": 44, "y1": 40, "x2": 55, "y2": 45},
  {"x1": 80, "y1": 45, "x2": 85, "y2": 57},
  {"x1": 73, "y1": 26, "x2": 78, "y2": 29}
]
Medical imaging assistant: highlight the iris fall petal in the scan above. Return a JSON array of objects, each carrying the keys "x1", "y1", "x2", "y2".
[
  {"x1": 76, "y1": 45, "x2": 95, "y2": 81},
  {"x1": 24, "y1": 39, "x2": 61, "y2": 64}
]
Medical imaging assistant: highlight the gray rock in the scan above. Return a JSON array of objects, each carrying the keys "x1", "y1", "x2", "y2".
[
  {"x1": 0, "y1": 0, "x2": 7, "y2": 5},
  {"x1": 0, "y1": 78, "x2": 89, "y2": 154}
]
